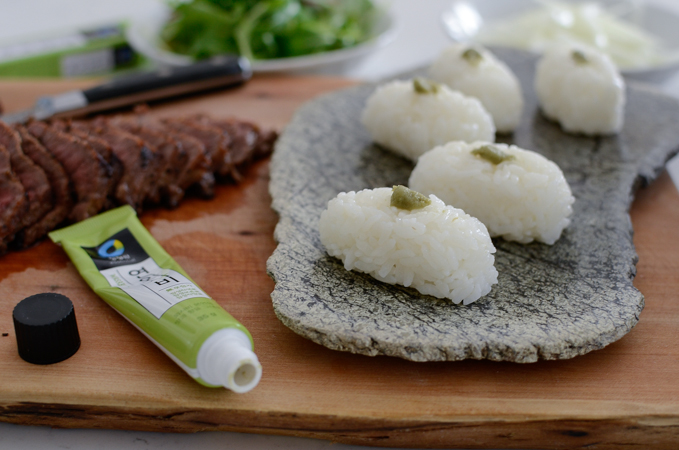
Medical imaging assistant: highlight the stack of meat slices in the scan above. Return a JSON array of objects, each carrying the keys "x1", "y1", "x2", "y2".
[{"x1": 0, "y1": 110, "x2": 277, "y2": 255}]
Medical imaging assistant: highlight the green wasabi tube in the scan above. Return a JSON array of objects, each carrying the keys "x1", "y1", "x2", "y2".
[{"x1": 49, "y1": 205, "x2": 262, "y2": 393}]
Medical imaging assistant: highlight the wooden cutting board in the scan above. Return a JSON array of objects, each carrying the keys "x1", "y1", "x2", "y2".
[{"x1": 0, "y1": 75, "x2": 678, "y2": 450}]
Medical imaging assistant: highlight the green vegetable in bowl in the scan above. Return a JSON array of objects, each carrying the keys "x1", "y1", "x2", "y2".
[{"x1": 160, "y1": 0, "x2": 379, "y2": 61}]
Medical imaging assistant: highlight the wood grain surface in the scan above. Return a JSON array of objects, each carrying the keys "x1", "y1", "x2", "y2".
[{"x1": 0, "y1": 75, "x2": 678, "y2": 450}]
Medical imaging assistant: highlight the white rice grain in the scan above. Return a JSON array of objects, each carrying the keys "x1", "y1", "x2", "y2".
[
  {"x1": 429, "y1": 44, "x2": 524, "y2": 133},
  {"x1": 360, "y1": 79, "x2": 495, "y2": 161},
  {"x1": 319, "y1": 187, "x2": 498, "y2": 305},
  {"x1": 409, "y1": 141, "x2": 575, "y2": 245},
  {"x1": 535, "y1": 44, "x2": 625, "y2": 135}
]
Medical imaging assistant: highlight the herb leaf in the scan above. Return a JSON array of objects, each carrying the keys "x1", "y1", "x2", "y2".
[{"x1": 161, "y1": 0, "x2": 379, "y2": 61}]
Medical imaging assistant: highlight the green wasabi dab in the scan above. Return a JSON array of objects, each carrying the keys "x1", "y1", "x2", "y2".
[
  {"x1": 572, "y1": 50, "x2": 589, "y2": 65},
  {"x1": 391, "y1": 185, "x2": 431, "y2": 210},
  {"x1": 471, "y1": 144, "x2": 516, "y2": 165},
  {"x1": 462, "y1": 47, "x2": 484, "y2": 65},
  {"x1": 413, "y1": 77, "x2": 441, "y2": 94},
  {"x1": 49, "y1": 205, "x2": 262, "y2": 393}
]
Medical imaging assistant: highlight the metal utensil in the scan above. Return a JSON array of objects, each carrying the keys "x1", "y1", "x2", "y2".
[{"x1": 0, "y1": 55, "x2": 251, "y2": 124}]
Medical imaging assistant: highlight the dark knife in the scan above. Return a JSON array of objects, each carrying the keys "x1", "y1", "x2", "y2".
[{"x1": 0, "y1": 55, "x2": 251, "y2": 124}]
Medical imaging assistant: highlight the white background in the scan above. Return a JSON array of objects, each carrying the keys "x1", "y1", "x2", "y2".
[{"x1": 1, "y1": 1, "x2": 679, "y2": 449}]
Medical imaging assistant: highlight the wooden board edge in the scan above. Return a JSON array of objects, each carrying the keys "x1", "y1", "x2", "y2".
[{"x1": 2, "y1": 403, "x2": 679, "y2": 449}]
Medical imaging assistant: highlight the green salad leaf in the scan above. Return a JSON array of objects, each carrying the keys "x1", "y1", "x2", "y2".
[{"x1": 160, "y1": 0, "x2": 379, "y2": 61}]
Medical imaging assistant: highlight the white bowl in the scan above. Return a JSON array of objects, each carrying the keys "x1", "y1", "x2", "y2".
[
  {"x1": 126, "y1": 2, "x2": 397, "y2": 74},
  {"x1": 441, "y1": 0, "x2": 679, "y2": 83}
]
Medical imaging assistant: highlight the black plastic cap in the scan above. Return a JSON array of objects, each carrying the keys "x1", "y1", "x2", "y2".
[{"x1": 12, "y1": 293, "x2": 81, "y2": 365}]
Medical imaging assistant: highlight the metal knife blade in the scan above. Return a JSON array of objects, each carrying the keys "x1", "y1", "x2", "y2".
[{"x1": 0, "y1": 55, "x2": 252, "y2": 124}]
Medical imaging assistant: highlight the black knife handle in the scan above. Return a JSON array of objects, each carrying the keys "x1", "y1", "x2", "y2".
[{"x1": 82, "y1": 55, "x2": 252, "y2": 105}]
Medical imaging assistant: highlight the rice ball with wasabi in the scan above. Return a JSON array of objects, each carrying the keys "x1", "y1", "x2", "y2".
[
  {"x1": 409, "y1": 141, "x2": 574, "y2": 245},
  {"x1": 535, "y1": 44, "x2": 625, "y2": 135},
  {"x1": 429, "y1": 44, "x2": 524, "y2": 133},
  {"x1": 319, "y1": 186, "x2": 498, "y2": 305},
  {"x1": 360, "y1": 78, "x2": 495, "y2": 161}
]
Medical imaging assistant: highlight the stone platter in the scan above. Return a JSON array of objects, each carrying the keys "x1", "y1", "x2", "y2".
[{"x1": 266, "y1": 49, "x2": 679, "y2": 363}]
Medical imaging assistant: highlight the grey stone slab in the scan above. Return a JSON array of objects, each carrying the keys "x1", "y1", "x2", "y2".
[{"x1": 266, "y1": 49, "x2": 679, "y2": 363}]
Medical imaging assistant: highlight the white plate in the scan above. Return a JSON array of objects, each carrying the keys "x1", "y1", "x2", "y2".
[
  {"x1": 125, "y1": 2, "x2": 397, "y2": 74},
  {"x1": 441, "y1": 0, "x2": 679, "y2": 83}
]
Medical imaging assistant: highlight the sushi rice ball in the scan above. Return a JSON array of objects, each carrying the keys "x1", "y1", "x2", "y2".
[
  {"x1": 319, "y1": 186, "x2": 498, "y2": 305},
  {"x1": 535, "y1": 44, "x2": 625, "y2": 135},
  {"x1": 361, "y1": 78, "x2": 495, "y2": 161},
  {"x1": 409, "y1": 141, "x2": 575, "y2": 245},
  {"x1": 429, "y1": 44, "x2": 524, "y2": 133}
]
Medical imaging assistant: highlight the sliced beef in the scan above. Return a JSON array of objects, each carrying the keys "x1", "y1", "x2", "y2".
[
  {"x1": 191, "y1": 115, "x2": 277, "y2": 181},
  {"x1": 162, "y1": 117, "x2": 233, "y2": 178},
  {"x1": 68, "y1": 120, "x2": 157, "y2": 212},
  {"x1": 26, "y1": 120, "x2": 109, "y2": 222},
  {"x1": 106, "y1": 115, "x2": 183, "y2": 207},
  {"x1": 164, "y1": 129, "x2": 215, "y2": 198},
  {"x1": 13, "y1": 125, "x2": 73, "y2": 247},
  {"x1": 0, "y1": 108, "x2": 276, "y2": 258},
  {"x1": 251, "y1": 124, "x2": 277, "y2": 160},
  {"x1": 0, "y1": 142, "x2": 27, "y2": 255},
  {"x1": 74, "y1": 132, "x2": 122, "y2": 210},
  {"x1": 128, "y1": 114, "x2": 214, "y2": 198},
  {"x1": 53, "y1": 119, "x2": 123, "y2": 210},
  {"x1": 0, "y1": 121, "x2": 53, "y2": 233}
]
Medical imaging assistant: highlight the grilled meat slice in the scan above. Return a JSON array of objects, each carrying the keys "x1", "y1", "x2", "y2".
[
  {"x1": 13, "y1": 125, "x2": 73, "y2": 247},
  {"x1": 191, "y1": 115, "x2": 277, "y2": 181},
  {"x1": 69, "y1": 120, "x2": 157, "y2": 212},
  {"x1": 128, "y1": 114, "x2": 214, "y2": 198},
  {"x1": 26, "y1": 120, "x2": 109, "y2": 222},
  {"x1": 0, "y1": 121, "x2": 50, "y2": 231},
  {"x1": 0, "y1": 142, "x2": 27, "y2": 255},
  {"x1": 52, "y1": 119, "x2": 123, "y2": 210},
  {"x1": 0, "y1": 121, "x2": 52, "y2": 250},
  {"x1": 107, "y1": 115, "x2": 185, "y2": 207},
  {"x1": 165, "y1": 130, "x2": 215, "y2": 198},
  {"x1": 162, "y1": 117, "x2": 233, "y2": 178}
]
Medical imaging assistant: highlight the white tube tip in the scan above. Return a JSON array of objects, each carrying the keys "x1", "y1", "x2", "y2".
[{"x1": 197, "y1": 329, "x2": 262, "y2": 393}]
